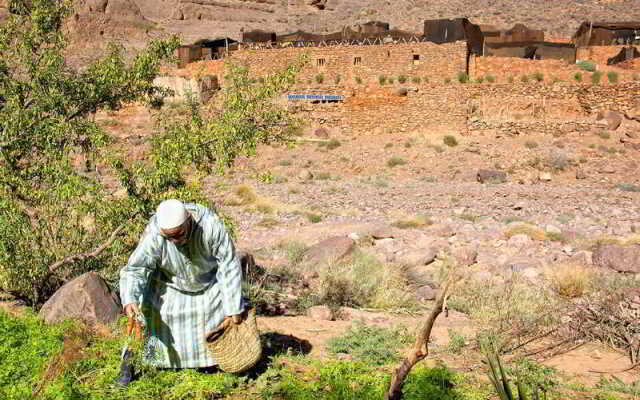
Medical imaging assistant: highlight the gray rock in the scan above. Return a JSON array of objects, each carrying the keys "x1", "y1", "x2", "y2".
[
  {"x1": 593, "y1": 244, "x2": 640, "y2": 273},
  {"x1": 366, "y1": 224, "x2": 395, "y2": 239},
  {"x1": 397, "y1": 248, "x2": 437, "y2": 267},
  {"x1": 416, "y1": 285, "x2": 439, "y2": 301},
  {"x1": 39, "y1": 272, "x2": 121, "y2": 325},
  {"x1": 546, "y1": 225, "x2": 562, "y2": 235},
  {"x1": 477, "y1": 169, "x2": 507, "y2": 184},
  {"x1": 304, "y1": 236, "x2": 356, "y2": 265}
]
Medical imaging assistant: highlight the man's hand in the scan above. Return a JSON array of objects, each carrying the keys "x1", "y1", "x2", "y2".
[
  {"x1": 124, "y1": 303, "x2": 143, "y2": 340},
  {"x1": 124, "y1": 303, "x2": 139, "y2": 318},
  {"x1": 231, "y1": 314, "x2": 243, "y2": 324}
]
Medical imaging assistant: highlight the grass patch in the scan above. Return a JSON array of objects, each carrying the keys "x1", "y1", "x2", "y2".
[
  {"x1": 398, "y1": 75, "x2": 407, "y2": 84},
  {"x1": 546, "y1": 263, "x2": 594, "y2": 298},
  {"x1": 305, "y1": 213, "x2": 322, "y2": 223},
  {"x1": 596, "y1": 131, "x2": 611, "y2": 139},
  {"x1": 504, "y1": 223, "x2": 547, "y2": 241},
  {"x1": 607, "y1": 71, "x2": 619, "y2": 84},
  {"x1": 457, "y1": 72, "x2": 469, "y2": 83},
  {"x1": 387, "y1": 156, "x2": 407, "y2": 168},
  {"x1": 327, "y1": 322, "x2": 412, "y2": 365},
  {"x1": 443, "y1": 135, "x2": 458, "y2": 147},
  {"x1": 486, "y1": 75, "x2": 496, "y2": 83},
  {"x1": 591, "y1": 71, "x2": 603, "y2": 84},
  {"x1": 378, "y1": 75, "x2": 387, "y2": 85},
  {"x1": 532, "y1": 72, "x2": 544, "y2": 82},
  {"x1": 616, "y1": 183, "x2": 640, "y2": 192},
  {"x1": 573, "y1": 72, "x2": 583, "y2": 82},
  {"x1": 318, "y1": 138, "x2": 341, "y2": 150},
  {"x1": 257, "y1": 217, "x2": 279, "y2": 228},
  {"x1": 315, "y1": 73, "x2": 324, "y2": 84},
  {"x1": 392, "y1": 215, "x2": 432, "y2": 229},
  {"x1": 314, "y1": 171, "x2": 331, "y2": 180},
  {"x1": 577, "y1": 60, "x2": 596, "y2": 72},
  {"x1": 524, "y1": 140, "x2": 538, "y2": 149},
  {"x1": 447, "y1": 328, "x2": 467, "y2": 354}
]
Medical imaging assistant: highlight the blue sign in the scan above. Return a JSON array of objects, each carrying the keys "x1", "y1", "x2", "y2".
[{"x1": 288, "y1": 94, "x2": 345, "y2": 101}]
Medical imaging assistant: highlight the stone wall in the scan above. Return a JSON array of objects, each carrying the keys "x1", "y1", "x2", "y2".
[
  {"x1": 227, "y1": 41, "x2": 468, "y2": 84},
  {"x1": 470, "y1": 56, "x2": 581, "y2": 82},
  {"x1": 291, "y1": 81, "x2": 640, "y2": 137}
]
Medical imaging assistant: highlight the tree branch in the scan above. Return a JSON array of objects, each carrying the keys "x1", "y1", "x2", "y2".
[
  {"x1": 48, "y1": 222, "x2": 127, "y2": 273},
  {"x1": 385, "y1": 278, "x2": 454, "y2": 400}
]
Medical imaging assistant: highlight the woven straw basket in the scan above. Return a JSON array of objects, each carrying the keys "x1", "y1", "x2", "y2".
[{"x1": 205, "y1": 309, "x2": 262, "y2": 373}]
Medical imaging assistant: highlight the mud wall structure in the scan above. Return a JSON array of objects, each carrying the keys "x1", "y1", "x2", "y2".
[
  {"x1": 577, "y1": 45, "x2": 636, "y2": 65},
  {"x1": 228, "y1": 41, "x2": 468, "y2": 84}
]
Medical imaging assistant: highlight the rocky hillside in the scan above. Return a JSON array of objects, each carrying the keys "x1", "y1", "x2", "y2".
[{"x1": 3, "y1": 0, "x2": 640, "y2": 56}]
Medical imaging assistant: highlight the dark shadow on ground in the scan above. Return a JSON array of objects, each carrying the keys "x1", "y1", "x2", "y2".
[{"x1": 242, "y1": 332, "x2": 312, "y2": 378}]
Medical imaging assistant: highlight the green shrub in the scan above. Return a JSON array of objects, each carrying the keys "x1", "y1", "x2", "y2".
[
  {"x1": 411, "y1": 76, "x2": 421, "y2": 84},
  {"x1": 378, "y1": 75, "x2": 387, "y2": 85},
  {"x1": 444, "y1": 77, "x2": 452, "y2": 84},
  {"x1": 457, "y1": 72, "x2": 469, "y2": 83},
  {"x1": 398, "y1": 75, "x2": 407, "y2": 83},
  {"x1": 327, "y1": 322, "x2": 412, "y2": 365},
  {"x1": 423, "y1": 76, "x2": 430, "y2": 83},
  {"x1": 306, "y1": 213, "x2": 322, "y2": 223},
  {"x1": 597, "y1": 130, "x2": 611, "y2": 139},
  {"x1": 532, "y1": 72, "x2": 544, "y2": 82},
  {"x1": 443, "y1": 135, "x2": 458, "y2": 147},
  {"x1": 520, "y1": 75, "x2": 529, "y2": 83},
  {"x1": 315, "y1": 73, "x2": 324, "y2": 84},
  {"x1": 386, "y1": 156, "x2": 407, "y2": 167},
  {"x1": 577, "y1": 60, "x2": 596, "y2": 72},
  {"x1": 334, "y1": 74, "x2": 341, "y2": 84},
  {"x1": 355, "y1": 76, "x2": 363, "y2": 84},
  {"x1": 508, "y1": 76, "x2": 514, "y2": 83},
  {"x1": 388, "y1": 77, "x2": 395, "y2": 84},
  {"x1": 616, "y1": 183, "x2": 640, "y2": 192},
  {"x1": 524, "y1": 141, "x2": 538, "y2": 149},
  {"x1": 486, "y1": 75, "x2": 496, "y2": 83},
  {"x1": 447, "y1": 329, "x2": 466, "y2": 354},
  {"x1": 475, "y1": 76, "x2": 484, "y2": 83},
  {"x1": 573, "y1": 72, "x2": 583, "y2": 82},
  {"x1": 607, "y1": 71, "x2": 619, "y2": 83},
  {"x1": 325, "y1": 138, "x2": 341, "y2": 150},
  {"x1": 591, "y1": 71, "x2": 603, "y2": 84}
]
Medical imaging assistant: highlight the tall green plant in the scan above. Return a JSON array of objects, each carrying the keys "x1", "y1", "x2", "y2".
[{"x1": 0, "y1": 0, "x2": 305, "y2": 306}]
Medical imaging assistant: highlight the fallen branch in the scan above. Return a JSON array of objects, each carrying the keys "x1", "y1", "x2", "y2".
[
  {"x1": 385, "y1": 279, "x2": 453, "y2": 400},
  {"x1": 48, "y1": 222, "x2": 127, "y2": 273}
]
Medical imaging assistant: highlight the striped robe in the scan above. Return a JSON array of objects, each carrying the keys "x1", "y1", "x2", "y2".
[{"x1": 119, "y1": 204, "x2": 243, "y2": 368}]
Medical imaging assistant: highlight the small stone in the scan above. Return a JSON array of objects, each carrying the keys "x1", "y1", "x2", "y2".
[
  {"x1": 562, "y1": 245, "x2": 574, "y2": 255},
  {"x1": 539, "y1": 172, "x2": 552, "y2": 182},
  {"x1": 298, "y1": 169, "x2": 313, "y2": 181},
  {"x1": 416, "y1": 285, "x2": 438, "y2": 301},
  {"x1": 477, "y1": 169, "x2": 507, "y2": 184},
  {"x1": 512, "y1": 202, "x2": 526, "y2": 210},
  {"x1": 575, "y1": 169, "x2": 587, "y2": 180}
]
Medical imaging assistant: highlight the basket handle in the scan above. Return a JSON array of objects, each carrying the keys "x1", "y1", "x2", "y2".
[{"x1": 206, "y1": 318, "x2": 232, "y2": 343}]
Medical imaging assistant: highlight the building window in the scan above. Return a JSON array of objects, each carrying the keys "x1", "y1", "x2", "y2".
[
  {"x1": 387, "y1": 50, "x2": 391, "y2": 58},
  {"x1": 413, "y1": 54, "x2": 420, "y2": 61},
  {"x1": 353, "y1": 56, "x2": 362, "y2": 65},
  {"x1": 317, "y1": 58, "x2": 325, "y2": 67}
]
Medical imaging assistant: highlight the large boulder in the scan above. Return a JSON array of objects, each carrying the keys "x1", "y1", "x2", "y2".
[
  {"x1": 593, "y1": 244, "x2": 640, "y2": 273},
  {"x1": 304, "y1": 236, "x2": 356, "y2": 265},
  {"x1": 596, "y1": 111, "x2": 623, "y2": 131},
  {"x1": 40, "y1": 272, "x2": 121, "y2": 325}
]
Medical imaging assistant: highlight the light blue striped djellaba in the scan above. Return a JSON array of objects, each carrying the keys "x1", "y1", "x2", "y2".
[{"x1": 119, "y1": 203, "x2": 244, "y2": 368}]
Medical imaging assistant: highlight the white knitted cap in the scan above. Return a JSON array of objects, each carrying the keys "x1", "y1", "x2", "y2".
[{"x1": 156, "y1": 199, "x2": 188, "y2": 230}]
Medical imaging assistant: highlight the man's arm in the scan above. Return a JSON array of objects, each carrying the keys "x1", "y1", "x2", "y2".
[{"x1": 212, "y1": 220, "x2": 244, "y2": 318}]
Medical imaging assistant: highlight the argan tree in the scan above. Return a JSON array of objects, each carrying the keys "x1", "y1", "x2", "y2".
[{"x1": 0, "y1": 0, "x2": 305, "y2": 305}]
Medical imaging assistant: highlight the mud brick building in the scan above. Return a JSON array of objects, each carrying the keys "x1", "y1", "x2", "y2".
[{"x1": 230, "y1": 40, "x2": 468, "y2": 84}]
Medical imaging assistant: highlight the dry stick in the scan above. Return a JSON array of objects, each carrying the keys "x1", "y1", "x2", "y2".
[
  {"x1": 48, "y1": 222, "x2": 127, "y2": 273},
  {"x1": 385, "y1": 279, "x2": 452, "y2": 400}
]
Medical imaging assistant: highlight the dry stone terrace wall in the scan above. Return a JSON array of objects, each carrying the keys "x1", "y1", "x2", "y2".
[
  {"x1": 289, "y1": 81, "x2": 640, "y2": 137},
  {"x1": 229, "y1": 41, "x2": 468, "y2": 84}
]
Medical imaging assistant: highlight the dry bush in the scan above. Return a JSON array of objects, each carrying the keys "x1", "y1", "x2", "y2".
[
  {"x1": 393, "y1": 215, "x2": 432, "y2": 229},
  {"x1": 314, "y1": 250, "x2": 418, "y2": 310},
  {"x1": 504, "y1": 223, "x2": 547, "y2": 241},
  {"x1": 545, "y1": 263, "x2": 594, "y2": 298}
]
